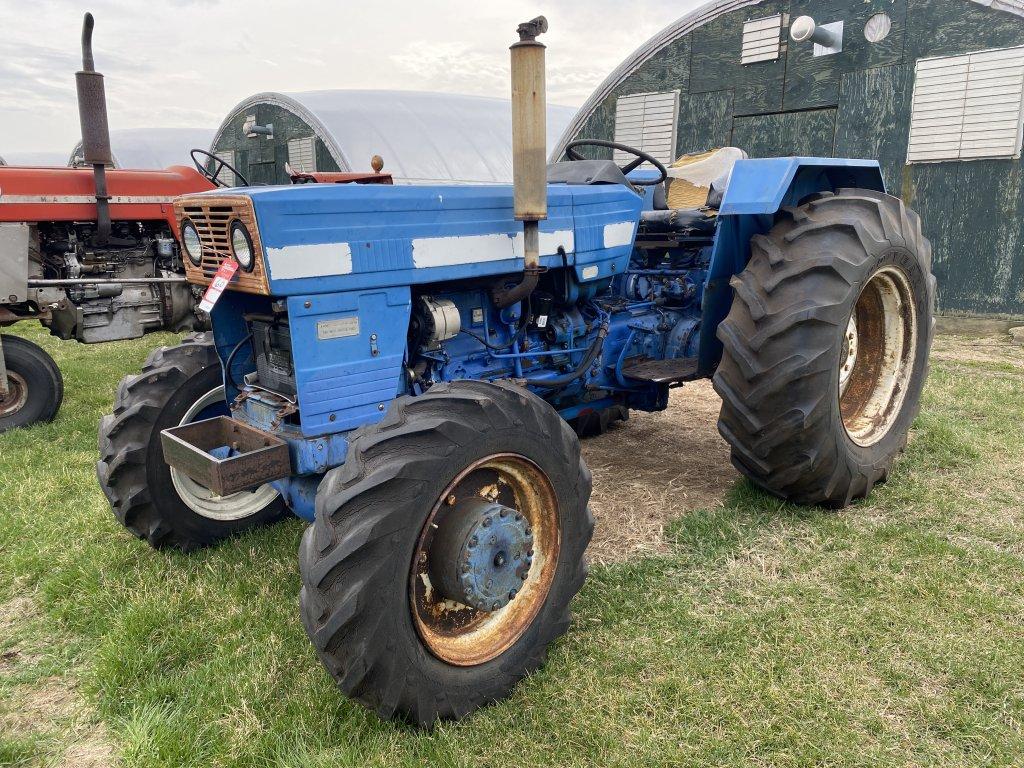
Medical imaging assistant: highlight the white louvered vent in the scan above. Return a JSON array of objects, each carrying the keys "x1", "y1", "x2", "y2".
[
  {"x1": 908, "y1": 45, "x2": 1024, "y2": 162},
  {"x1": 287, "y1": 136, "x2": 317, "y2": 173},
  {"x1": 214, "y1": 151, "x2": 236, "y2": 186},
  {"x1": 741, "y1": 15, "x2": 783, "y2": 64},
  {"x1": 613, "y1": 91, "x2": 680, "y2": 167}
]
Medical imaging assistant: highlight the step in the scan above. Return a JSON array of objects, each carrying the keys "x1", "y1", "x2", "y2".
[{"x1": 621, "y1": 357, "x2": 700, "y2": 384}]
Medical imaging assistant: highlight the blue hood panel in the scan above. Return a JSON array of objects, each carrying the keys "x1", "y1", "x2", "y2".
[{"x1": 209, "y1": 183, "x2": 644, "y2": 295}]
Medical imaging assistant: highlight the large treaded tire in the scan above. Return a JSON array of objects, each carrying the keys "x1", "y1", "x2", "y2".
[
  {"x1": 0, "y1": 335, "x2": 63, "y2": 432},
  {"x1": 97, "y1": 332, "x2": 286, "y2": 551},
  {"x1": 713, "y1": 188, "x2": 935, "y2": 507},
  {"x1": 299, "y1": 380, "x2": 593, "y2": 726}
]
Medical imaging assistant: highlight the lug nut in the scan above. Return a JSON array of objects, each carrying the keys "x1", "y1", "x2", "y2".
[
  {"x1": 482, "y1": 517, "x2": 492, "y2": 528},
  {"x1": 491, "y1": 601, "x2": 500, "y2": 611},
  {"x1": 447, "y1": 494, "x2": 457, "y2": 506},
  {"x1": 469, "y1": 536, "x2": 478, "y2": 547},
  {"x1": 509, "y1": 589, "x2": 517, "y2": 600}
]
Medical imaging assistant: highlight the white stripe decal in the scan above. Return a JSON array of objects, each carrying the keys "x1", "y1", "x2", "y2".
[
  {"x1": 0, "y1": 194, "x2": 174, "y2": 204},
  {"x1": 603, "y1": 221, "x2": 636, "y2": 248},
  {"x1": 412, "y1": 229, "x2": 575, "y2": 268},
  {"x1": 266, "y1": 242, "x2": 352, "y2": 280}
]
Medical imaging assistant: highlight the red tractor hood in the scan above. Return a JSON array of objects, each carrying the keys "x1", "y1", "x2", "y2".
[{"x1": 0, "y1": 164, "x2": 214, "y2": 225}]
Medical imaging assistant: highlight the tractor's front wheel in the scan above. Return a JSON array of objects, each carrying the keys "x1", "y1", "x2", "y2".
[
  {"x1": 97, "y1": 332, "x2": 285, "y2": 550},
  {"x1": 299, "y1": 380, "x2": 593, "y2": 726},
  {"x1": 0, "y1": 334, "x2": 63, "y2": 433},
  {"x1": 714, "y1": 188, "x2": 935, "y2": 507}
]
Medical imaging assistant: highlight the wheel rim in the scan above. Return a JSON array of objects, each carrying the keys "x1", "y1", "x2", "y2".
[
  {"x1": 169, "y1": 385, "x2": 280, "y2": 521},
  {"x1": 0, "y1": 372, "x2": 29, "y2": 418},
  {"x1": 410, "y1": 453, "x2": 561, "y2": 666},
  {"x1": 839, "y1": 266, "x2": 918, "y2": 447}
]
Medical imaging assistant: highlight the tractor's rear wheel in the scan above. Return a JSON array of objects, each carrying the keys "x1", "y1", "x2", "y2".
[
  {"x1": 299, "y1": 380, "x2": 592, "y2": 726},
  {"x1": 713, "y1": 188, "x2": 935, "y2": 507},
  {"x1": 0, "y1": 335, "x2": 63, "y2": 433},
  {"x1": 97, "y1": 332, "x2": 285, "y2": 550}
]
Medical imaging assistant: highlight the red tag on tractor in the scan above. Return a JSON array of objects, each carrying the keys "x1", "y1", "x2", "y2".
[{"x1": 197, "y1": 259, "x2": 239, "y2": 313}]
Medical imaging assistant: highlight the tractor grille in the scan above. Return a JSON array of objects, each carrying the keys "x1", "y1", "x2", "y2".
[{"x1": 174, "y1": 196, "x2": 270, "y2": 294}]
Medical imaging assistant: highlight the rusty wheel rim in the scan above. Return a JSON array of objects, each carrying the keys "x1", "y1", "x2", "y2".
[
  {"x1": 0, "y1": 372, "x2": 29, "y2": 419},
  {"x1": 410, "y1": 453, "x2": 561, "y2": 666},
  {"x1": 839, "y1": 265, "x2": 918, "y2": 447}
]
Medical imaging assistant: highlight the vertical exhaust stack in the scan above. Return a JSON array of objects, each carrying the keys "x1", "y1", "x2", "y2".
[
  {"x1": 494, "y1": 16, "x2": 549, "y2": 309},
  {"x1": 76, "y1": 12, "x2": 114, "y2": 245}
]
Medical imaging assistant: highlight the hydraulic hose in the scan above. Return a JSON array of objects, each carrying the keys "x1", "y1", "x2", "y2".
[
  {"x1": 522, "y1": 317, "x2": 609, "y2": 389},
  {"x1": 223, "y1": 332, "x2": 254, "y2": 392}
]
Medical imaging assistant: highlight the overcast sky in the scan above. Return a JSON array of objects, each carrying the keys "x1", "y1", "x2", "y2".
[{"x1": 0, "y1": 0, "x2": 703, "y2": 155}]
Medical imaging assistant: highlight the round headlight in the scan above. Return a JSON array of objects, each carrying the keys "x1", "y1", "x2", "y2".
[
  {"x1": 181, "y1": 220, "x2": 202, "y2": 266},
  {"x1": 230, "y1": 221, "x2": 255, "y2": 272}
]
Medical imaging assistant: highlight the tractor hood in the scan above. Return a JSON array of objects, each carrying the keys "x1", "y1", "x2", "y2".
[{"x1": 175, "y1": 182, "x2": 644, "y2": 297}]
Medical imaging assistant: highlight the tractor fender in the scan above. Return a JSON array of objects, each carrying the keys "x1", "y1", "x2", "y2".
[
  {"x1": 697, "y1": 158, "x2": 886, "y2": 376},
  {"x1": 717, "y1": 157, "x2": 884, "y2": 216}
]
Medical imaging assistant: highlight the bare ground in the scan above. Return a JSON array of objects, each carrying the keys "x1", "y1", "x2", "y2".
[
  {"x1": 0, "y1": 592, "x2": 116, "y2": 768},
  {"x1": 581, "y1": 379, "x2": 737, "y2": 564}
]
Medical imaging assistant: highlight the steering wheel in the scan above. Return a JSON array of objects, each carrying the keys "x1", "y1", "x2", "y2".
[
  {"x1": 191, "y1": 149, "x2": 249, "y2": 188},
  {"x1": 564, "y1": 139, "x2": 668, "y2": 186}
]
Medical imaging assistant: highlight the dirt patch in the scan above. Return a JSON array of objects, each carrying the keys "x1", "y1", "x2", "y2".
[
  {"x1": 582, "y1": 379, "x2": 737, "y2": 564},
  {"x1": 932, "y1": 334, "x2": 1024, "y2": 370},
  {"x1": 0, "y1": 594, "x2": 117, "y2": 768}
]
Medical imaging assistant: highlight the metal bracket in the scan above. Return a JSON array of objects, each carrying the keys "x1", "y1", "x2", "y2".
[{"x1": 812, "y1": 21, "x2": 843, "y2": 56}]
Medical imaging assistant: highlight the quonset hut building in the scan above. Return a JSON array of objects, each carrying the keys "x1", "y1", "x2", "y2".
[
  {"x1": 68, "y1": 128, "x2": 217, "y2": 169},
  {"x1": 554, "y1": 0, "x2": 1024, "y2": 319},
  {"x1": 209, "y1": 90, "x2": 576, "y2": 186}
]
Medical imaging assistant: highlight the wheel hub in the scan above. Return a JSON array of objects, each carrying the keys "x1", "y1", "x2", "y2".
[
  {"x1": 0, "y1": 372, "x2": 28, "y2": 418},
  {"x1": 430, "y1": 497, "x2": 534, "y2": 612}
]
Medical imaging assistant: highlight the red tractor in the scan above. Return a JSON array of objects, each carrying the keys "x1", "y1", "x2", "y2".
[
  {"x1": 0, "y1": 14, "x2": 216, "y2": 431},
  {"x1": 0, "y1": 13, "x2": 391, "y2": 432}
]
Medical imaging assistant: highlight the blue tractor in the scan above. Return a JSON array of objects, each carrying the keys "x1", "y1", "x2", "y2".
[{"x1": 97, "y1": 18, "x2": 934, "y2": 726}]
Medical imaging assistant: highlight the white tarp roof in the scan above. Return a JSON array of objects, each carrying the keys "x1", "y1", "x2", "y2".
[
  {"x1": 214, "y1": 90, "x2": 577, "y2": 184},
  {"x1": 1, "y1": 150, "x2": 69, "y2": 166},
  {"x1": 69, "y1": 127, "x2": 216, "y2": 169}
]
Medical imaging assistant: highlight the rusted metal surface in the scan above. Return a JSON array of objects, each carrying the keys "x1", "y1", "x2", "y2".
[
  {"x1": 0, "y1": 371, "x2": 28, "y2": 417},
  {"x1": 839, "y1": 264, "x2": 918, "y2": 446},
  {"x1": 174, "y1": 196, "x2": 270, "y2": 294},
  {"x1": 160, "y1": 415, "x2": 290, "y2": 496},
  {"x1": 410, "y1": 453, "x2": 560, "y2": 667},
  {"x1": 287, "y1": 169, "x2": 393, "y2": 185}
]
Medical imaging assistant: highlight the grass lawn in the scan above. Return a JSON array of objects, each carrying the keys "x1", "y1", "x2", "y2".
[{"x1": 1, "y1": 322, "x2": 1022, "y2": 767}]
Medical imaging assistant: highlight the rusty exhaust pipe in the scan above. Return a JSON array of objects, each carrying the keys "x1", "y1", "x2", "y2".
[
  {"x1": 493, "y1": 16, "x2": 548, "y2": 309},
  {"x1": 76, "y1": 12, "x2": 114, "y2": 245}
]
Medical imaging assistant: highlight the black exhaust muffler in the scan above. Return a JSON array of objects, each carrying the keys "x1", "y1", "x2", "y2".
[{"x1": 75, "y1": 12, "x2": 114, "y2": 245}]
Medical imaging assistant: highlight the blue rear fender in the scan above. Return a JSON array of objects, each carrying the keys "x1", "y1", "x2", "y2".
[{"x1": 697, "y1": 157, "x2": 886, "y2": 375}]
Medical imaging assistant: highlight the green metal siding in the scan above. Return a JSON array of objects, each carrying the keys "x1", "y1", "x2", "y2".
[
  {"x1": 564, "y1": 0, "x2": 1024, "y2": 317},
  {"x1": 834, "y1": 64, "x2": 912, "y2": 192},
  {"x1": 732, "y1": 108, "x2": 837, "y2": 157},
  {"x1": 211, "y1": 103, "x2": 340, "y2": 185}
]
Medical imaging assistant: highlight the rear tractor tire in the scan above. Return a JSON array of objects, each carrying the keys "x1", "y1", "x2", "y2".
[
  {"x1": 0, "y1": 334, "x2": 63, "y2": 433},
  {"x1": 299, "y1": 380, "x2": 593, "y2": 726},
  {"x1": 97, "y1": 332, "x2": 285, "y2": 551},
  {"x1": 714, "y1": 188, "x2": 935, "y2": 507}
]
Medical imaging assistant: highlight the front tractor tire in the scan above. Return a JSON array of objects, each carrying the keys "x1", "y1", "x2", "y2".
[
  {"x1": 714, "y1": 188, "x2": 935, "y2": 507},
  {"x1": 299, "y1": 380, "x2": 593, "y2": 726},
  {"x1": 97, "y1": 332, "x2": 285, "y2": 551},
  {"x1": 0, "y1": 335, "x2": 63, "y2": 433}
]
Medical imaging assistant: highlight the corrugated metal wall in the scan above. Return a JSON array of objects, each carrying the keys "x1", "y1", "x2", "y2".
[{"x1": 565, "y1": 0, "x2": 1024, "y2": 317}]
